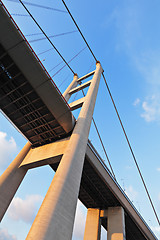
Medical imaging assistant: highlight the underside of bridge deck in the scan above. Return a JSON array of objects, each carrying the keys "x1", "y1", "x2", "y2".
[
  {"x1": 0, "y1": 2, "x2": 157, "y2": 240},
  {"x1": 0, "y1": 43, "x2": 69, "y2": 147},
  {"x1": 0, "y1": 3, "x2": 76, "y2": 147},
  {"x1": 50, "y1": 150, "x2": 151, "y2": 240}
]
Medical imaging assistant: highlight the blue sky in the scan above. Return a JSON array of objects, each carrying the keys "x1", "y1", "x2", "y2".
[{"x1": 0, "y1": 0, "x2": 160, "y2": 239}]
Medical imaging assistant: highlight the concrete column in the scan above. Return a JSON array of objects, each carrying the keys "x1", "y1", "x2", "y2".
[
  {"x1": 63, "y1": 73, "x2": 78, "y2": 102},
  {"x1": 26, "y1": 62, "x2": 103, "y2": 240},
  {"x1": 107, "y1": 207, "x2": 126, "y2": 240},
  {"x1": 0, "y1": 142, "x2": 31, "y2": 221},
  {"x1": 83, "y1": 208, "x2": 101, "y2": 240}
]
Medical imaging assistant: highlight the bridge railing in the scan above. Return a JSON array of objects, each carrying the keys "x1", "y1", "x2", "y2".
[
  {"x1": 87, "y1": 139, "x2": 157, "y2": 239},
  {"x1": 0, "y1": 0, "x2": 70, "y2": 109}
]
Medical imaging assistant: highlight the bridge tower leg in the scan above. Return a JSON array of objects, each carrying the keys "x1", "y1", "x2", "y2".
[
  {"x1": 0, "y1": 142, "x2": 31, "y2": 221},
  {"x1": 107, "y1": 207, "x2": 126, "y2": 240},
  {"x1": 83, "y1": 208, "x2": 101, "y2": 240},
  {"x1": 26, "y1": 62, "x2": 103, "y2": 240}
]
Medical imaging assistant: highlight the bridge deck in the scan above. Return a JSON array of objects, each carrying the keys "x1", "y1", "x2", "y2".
[
  {"x1": 0, "y1": 3, "x2": 75, "y2": 147},
  {"x1": 0, "y1": 2, "x2": 157, "y2": 240},
  {"x1": 50, "y1": 141, "x2": 157, "y2": 240}
]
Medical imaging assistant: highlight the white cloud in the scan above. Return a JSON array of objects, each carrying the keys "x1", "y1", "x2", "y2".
[
  {"x1": 8, "y1": 195, "x2": 43, "y2": 224},
  {"x1": 72, "y1": 200, "x2": 87, "y2": 240},
  {"x1": 141, "y1": 95, "x2": 160, "y2": 122},
  {"x1": 135, "y1": 50, "x2": 160, "y2": 86},
  {"x1": 105, "y1": 3, "x2": 160, "y2": 125},
  {"x1": 151, "y1": 226, "x2": 160, "y2": 233},
  {"x1": 72, "y1": 201, "x2": 107, "y2": 240},
  {"x1": 0, "y1": 228, "x2": 17, "y2": 240},
  {"x1": 106, "y1": 2, "x2": 141, "y2": 51},
  {"x1": 125, "y1": 165, "x2": 133, "y2": 170},
  {"x1": 132, "y1": 49, "x2": 160, "y2": 124},
  {"x1": 103, "y1": 1, "x2": 160, "y2": 88},
  {"x1": 125, "y1": 185, "x2": 138, "y2": 201},
  {"x1": 0, "y1": 131, "x2": 18, "y2": 170},
  {"x1": 151, "y1": 226, "x2": 160, "y2": 239},
  {"x1": 157, "y1": 168, "x2": 160, "y2": 172},
  {"x1": 133, "y1": 98, "x2": 140, "y2": 106},
  {"x1": 101, "y1": 227, "x2": 107, "y2": 240}
]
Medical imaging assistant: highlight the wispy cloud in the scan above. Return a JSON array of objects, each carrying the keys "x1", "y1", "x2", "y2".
[
  {"x1": 141, "y1": 95, "x2": 160, "y2": 122},
  {"x1": 105, "y1": 2, "x2": 160, "y2": 124},
  {"x1": 157, "y1": 168, "x2": 160, "y2": 172},
  {"x1": 133, "y1": 98, "x2": 140, "y2": 106},
  {"x1": 0, "y1": 131, "x2": 18, "y2": 170},
  {"x1": 151, "y1": 226, "x2": 160, "y2": 239},
  {"x1": 133, "y1": 94, "x2": 160, "y2": 123},
  {"x1": 134, "y1": 50, "x2": 160, "y2": 86},
  {"x1": 125, "y1": 165, "x2": 133, "y2": 170},
  {"x1": 72, "y1": 200, "x2": 107, "y2": 240},
  {"x1": 8, "y1": 195, "x2": 43, "y2": 224},
  {"x1": 103, "y1": 1, "x2": 142, "y2": 52},
  {"x1": 151, "y1": 226, "x2": 160, "y2": 233},
  {"x1": 0, "y1": 228, "x2": 17, "y2": 240},
  {"x1": 125, "y1": 185, "x2": 138, "y2": 201},
  {"x1": 133, "y1": 50, "x2": 160, "y2": 124}
]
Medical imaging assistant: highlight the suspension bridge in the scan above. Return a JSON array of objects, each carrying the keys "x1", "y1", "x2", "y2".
[{"x1": 0, "y1": 1, "x2": 159, "y2": 239}]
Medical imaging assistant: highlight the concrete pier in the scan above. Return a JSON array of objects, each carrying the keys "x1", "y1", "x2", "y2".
[
  {"x1": 107, "y1": 207, "x2": 126, "y2": 240},
  {"x1": 0, "y1": 142, "x2": 31, "y2": 221},
  {"x1": 83, "y1": 208, "x2": 101, "y2": 240}
]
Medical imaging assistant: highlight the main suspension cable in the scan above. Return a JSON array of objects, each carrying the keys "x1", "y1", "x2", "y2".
[
  {"x1": 61, "y1": 0, "x2": 97, "y2": 62},
  {"x1": 8, "y1": 0, "x2": 67, "y2": 13},
  {"x1": 92, "y1": 117, "x2": 116, "y2": 179},
  {"x1": 61, "y1": 0, "x2": 160, "y2": 225},
  {"x1": 61, "y1": 0, "x2": 116, "y2": 179},
  {"x1": 7, "y1": 0, "x2": 160, "y2": 226},
  {"x1": 18, "y1": 0, "x2": 75, "y2": 74},
  {"x1": 81, "y1": 88, "x2": 116, "y2": 179},
  {"x1": 102, "y1": 72, "x2": 160, "y2": 225}
]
